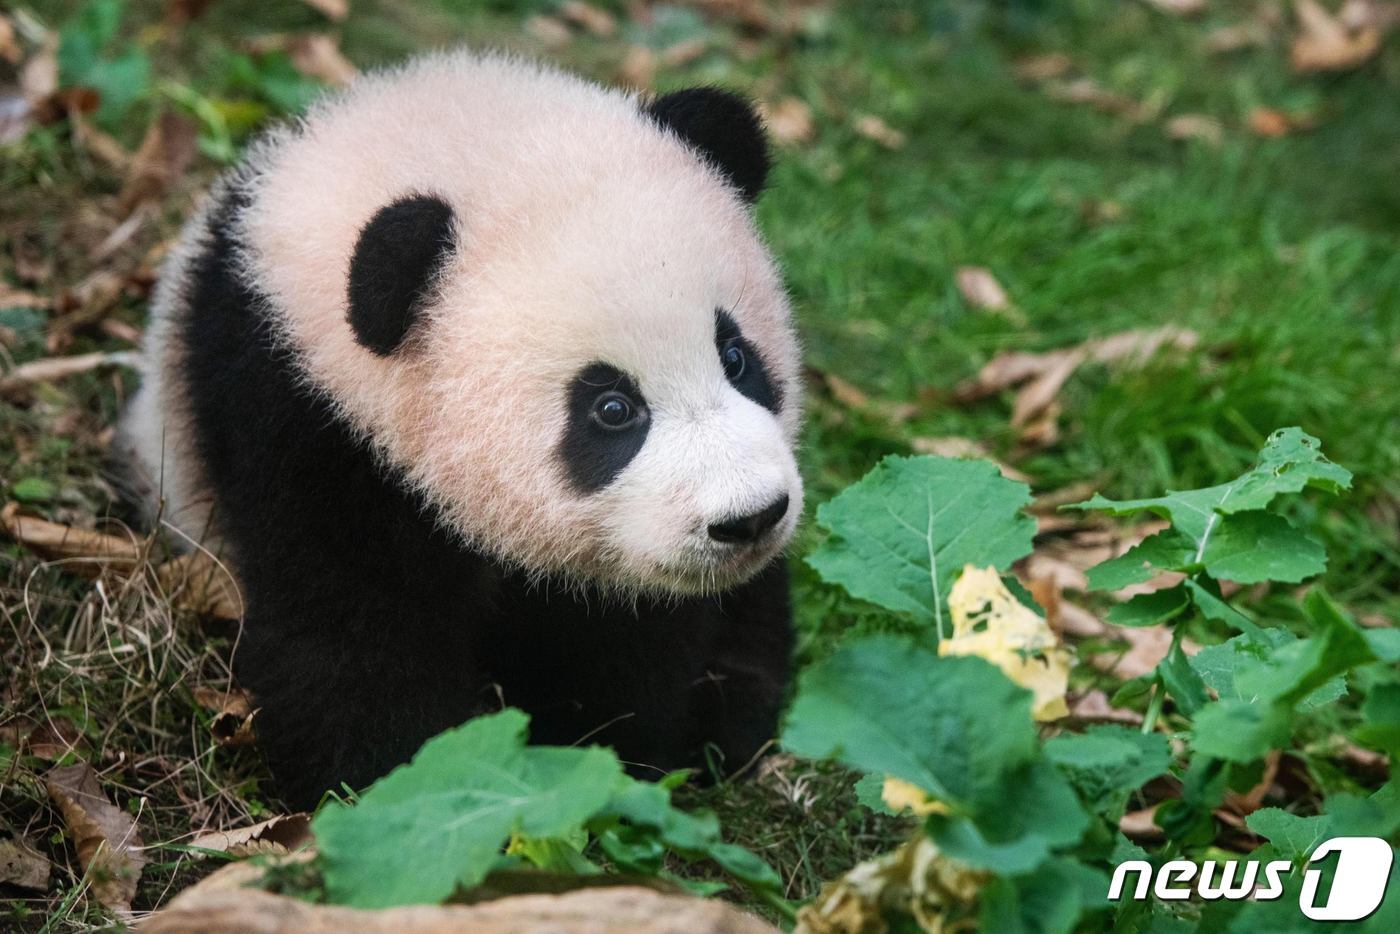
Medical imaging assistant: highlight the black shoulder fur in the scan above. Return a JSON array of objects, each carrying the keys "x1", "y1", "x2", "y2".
[{"x1": 177, "y1": 185, "x2": 793, "y2": 809}]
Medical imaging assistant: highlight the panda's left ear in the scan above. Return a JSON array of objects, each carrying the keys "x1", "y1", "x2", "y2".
[
  {"x1": 347, "y1": 194, "x2": 457, "y2": 356},
  {"x1": 645, "y1": 88, "x2": 770, "y2": 204}
]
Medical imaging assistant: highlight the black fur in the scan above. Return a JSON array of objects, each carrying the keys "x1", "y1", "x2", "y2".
[
  {"x1": 346, "y1": 195, "x2": 456, "y2": 355},
  {"x1": 716, "y1": 309, "x2": 782, "y2": 413},
  {"x1": 558, "y1": 363, "x2": 651, "y2": 494},
  {"x1": 646, "y1": 88, "x2": 770, "y2": 203},
  {"x1": 179, "y1": 185, "x2": 793, "y2": 810}
]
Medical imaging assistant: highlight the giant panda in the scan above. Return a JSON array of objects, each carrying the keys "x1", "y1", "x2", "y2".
[{"x1": 119, "y1": 52, "x2": 803, "y2": 809}]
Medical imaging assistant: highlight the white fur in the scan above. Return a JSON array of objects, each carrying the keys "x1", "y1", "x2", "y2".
[{"x1": 130, "y1": 52, "x2": 803, "y2": 594}]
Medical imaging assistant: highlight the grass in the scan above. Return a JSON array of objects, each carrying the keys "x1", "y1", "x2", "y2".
[{"x1": 2, "y1": 0, "x2": 1398, "y2": 927}]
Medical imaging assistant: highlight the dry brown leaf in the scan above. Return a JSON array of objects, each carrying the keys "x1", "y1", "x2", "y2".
[
  {"x1": 1, "y1": 503, "x2": 142, "y2": 570},
  {"x1": 909, "y1": 437, "x2": 1031, "y2": 483},
  {"x1": 47, "y1": 270, "x2": 129, "y2": 352},
  {"x1": 0, "y1": 15, "x2": 22, "y2": 66},
  {"x1": 560, "y1": 1, "x2": 617, "y2": 37},
  {"x1": 0, "y1": 837, "x2": 51, "y2": 891},
  {"x1": 166, "y1": 0, "x2": 216, "y2": 27},
  {"x1": 619, "y1": 45, "x2": 656, "y2": 89},
  {"x1": 660, "y1": 38, "x2": 708, "y2": 68},
  {"x1": 156, "y1": 550, "x2": 243, "y2": 620},
  {"x1": 1142, "y1": 0, "x2": 1206, "y2": 15},
  {"x1": 0, "y1": 283, "x2": 50, "y2": 310},
  {"x1": 1120, "y1": 805, "x2": 1165, "y2": 841},
  {"x1": 1165, "y1": 113, "x2": 1224, "y2": 146},
  {"x1": 45, "y1": 763, "x2": 146, "y2": 914},
  {"x1": 1013, "y1": 52, "x2": 1073, "y2": 82},
  {"x1": 69, "y1": 113, "x2": 129, "y2": 169},
  {"x1": 1066, "y1": 689, "x2": 1145, "y2": 726},
  {"x1": 288, "y1": 33, "x2": 357, "y2": 88},
  {"x1": 853, "y1": 113, "x2": 905, "y2": 149},
  {"x1": 1092, "y1": 624, "x2": 1200, "y2": 679},
  {"x1": 1292, "y1": 0, "x2": 1381, "y2": 71},
  {"x1": 1057, "y1": 599, "x2": 1108, "y2": 638},
  {"x1": 19, "y1": 38, "x2": 57, "y2": 101},
  {"x1": 954, "y1": 266, "x2": 1011, "y2": 313},
  {"x1": 1021, "y1": 553, "x2": 1090, "y2": 592},
  {"x1": 1206, "y1": 21, "x2": 1274, "y2": 52},
  {"x1": 1011, "y1": 350, "x2": 1084, "y2": 428},
  {"x1": 299, "y1": 0, "x2": 348, "y2": 21},
  {"x1": 760, "y1": 97, "x2": 814, "y2": 145},
  {"x1": 26, "y1": 716, "x2": 91, "y2": 761},
  {"x1": 188, "y1": 814, "x2": 312, "y2": 859},
  {"x1": 526, "y1": 15, "x2": 572, "y2": 48},
  {"x1": 199, "y1": 687, "x2": 257, "y2": 746},
  {"x1": 1044, "y1": 77, "x2": 1150, "y2": 121},
  {"x1": 118, "y1": 111, "x2": 198, "y2": 217},
  {"x1": 1222, "y1": 751, "x2": 1280, "y2": 816},
  {"x1": 1247, "y1": 106, "x2": 1297, "y2": 137},
  {"x1": 822, "y1": 372, "x2": 871, "y2": 410}
]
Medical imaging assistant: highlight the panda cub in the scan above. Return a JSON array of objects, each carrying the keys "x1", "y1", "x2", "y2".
[{"x1": 120, "y1": 52, "x2": 803, "y2": 809}]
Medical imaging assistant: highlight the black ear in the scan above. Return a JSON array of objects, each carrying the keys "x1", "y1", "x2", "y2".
[
  {"x1": 347, "y1": 195, "x2": 456, "y2": 355},
  {"x1": 645, "y1": 88, "x2": 770, "y2": 204}
]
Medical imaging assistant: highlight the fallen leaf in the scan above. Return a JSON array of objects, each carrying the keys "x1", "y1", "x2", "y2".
[
  {"x1": 1021, "y1": 552, "x2": 1090, "y2": 592},
  {"x1": 1206, "y1": 21, "x2": 1274, "y2": 53},
  {"x1": 156, "y1": 551, "x2": 243, "y2": 620},
  {"x1": 25, "y1": 717, "x2": 91, "y2": 760},
  {"x1": 1141, "y1": 0, "x2": 1206, "y2": 15},
  {"x1": 1221, "y1": 751, "x2": 1280, "y2": 816},
  {"x1": 45, "y1": 763, "x2": 146, "y2": 915},
  {"x1": 188, "y1": 814, "x2": 312, "y2": 858},
  {"x1": 118, "y1": 112, "x2": 198, "y2": 217},
  {"x1": 193, "y1": 685, "x2": 257, "y2": 745},
  {"x1": 0, "y1": 15, "x2": 22, "y2": 65},
  {"x1": 47, "y1": 270, "x2": 129, "y2": 352},
  {"x1": 287, "y1": 33, "x2": 357, "y2": 87},
  {"x1": 1247, "y1": 105, "x2": 1316, "y2": 136},
  {"x1": 1291, "y1": 0, "x2": 1381, "y2": 71},
  {"x1": 19, "y1": 37, "x2": 57, "y2": 102},
  {"x1": 1091, "y1": 624, "x2": 1199, "y2": 680},
  {"x1": 0, "y1": 837, "x2": 51, "y2": 891},
  {"x1": 943, "y1": 565, "x2": 1073, "y2": 721},
  {"x1": 165, "y1": 0, "x2": 216, "y2": 27},
  {"x1": 1066, "y1": 689, "x2": 1145, "y2": 726},
  {"x1": 853, "y1": 113, "x2": 905, "y2": 149},
  {"x1": 618, "y1": 45, "x2": 656, "y2": 88},
  {"x1": 909, "y1": 437, "x2": 1031, "y2": 483},
  {"x1": 660, "y1": 38, "x2": 708, "y2": 68},
  {"x1": 526, "y1": 15, "x2": 572, "y2": 48},
  {"x1": 1165, "y1": 113, "x2": 1224, "y2": 145},
  {"x1": 559, "y1": 1, "x2": 616, "y2": 37},
  {"x1": 0, "y1": 283, "x2": 51, "y2": 310},
  {"x1": 1119, "y1": 804, "x2": 1164, "y2": 841},
  {"x1": 69, "y1": 113, "x2": 129, "y2": 170},
  {"x1": 1, "y1": 502, "x2": 142, "y2": 570},
  {"x1": 954, "y1": 266, "x2": 1012, "y2": 313},
  {"x1": 1013, "y1": 52, "x2": 1073, "y2": 82},
  {"x1": 1044, "y1": 77, "x2": 1151, "y2": 121},
  {"x1": 760, "y1": 97, "x2": 814, "y2": 145},
  {"x1": 299, "y1": 0, "x2": 348, "y2": 21},
  {"x1": 954, "y1": 327, "x2": 1198, "y2": 408},
  {"x1": 1011, "y1": 349, "x2": 1084, "y2": 428}
]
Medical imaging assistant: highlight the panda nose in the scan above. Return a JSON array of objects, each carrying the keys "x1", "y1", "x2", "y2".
[{"x1": 708, "y1": 494, "x2": 790, "y2": 545}]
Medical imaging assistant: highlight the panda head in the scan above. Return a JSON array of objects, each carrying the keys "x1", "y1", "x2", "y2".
[{"x1": 247, "y1": 63, "x2": 802, "y2": 596}]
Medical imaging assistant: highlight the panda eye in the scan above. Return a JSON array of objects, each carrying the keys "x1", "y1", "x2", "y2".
[
  {"x1": 721, "y1": 342, "x2": 746, "y2": 381},
  {"x1": 591, "y1": 391, "x2": 642, "y2": 431}
]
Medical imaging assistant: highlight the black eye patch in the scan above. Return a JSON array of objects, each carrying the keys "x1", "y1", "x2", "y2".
[
  {"x1": 715, "y1": 309, "x2": 781, "y2": 413},
  {"x1": 558, "y1": 363, "x2": 651, "y2": 494}
]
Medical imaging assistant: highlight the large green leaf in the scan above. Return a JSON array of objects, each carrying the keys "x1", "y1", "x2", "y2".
[
  {"x1": 314, "y1": 710, "x2": 622, "y2": 908},
  {"x1": 1075, "y1": 429, "x2": 1347, "y2": 590},
  {"x1": 807, "y1": 456, "x2": 1035, "y2": 635},
  {"x1": 782, "y1": 635, "x2": 1037, "y2": 810},
  {"x1": 1044, "y1": 726, "x2": 1172, "y2": 818}
]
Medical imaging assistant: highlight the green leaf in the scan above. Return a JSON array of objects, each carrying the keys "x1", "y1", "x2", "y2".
[
  {"x1": 1189, "y1": 630, "x2": 1345, "y2": 713},
  {"x1": 1183, "y1": 577, "x2": 1261, "y2": 636},
  {"x1": 1107, "y1": 585, "x2": 1190, "y2": 627},
  {"x1": 1158, "y1": 637, "x2": 1210, "y2": 716},
  {"x1": 1355, "y1": 684, "x2": 1400, "y2": 756},
  {"x1": 10, "y1": 477, "x2": 55, "y2": 503},
  {"x1": 1084, "y1": 530, "x2": 1194, "y2": 591},
  {"x1": 980, "y1": 856, "x2": 1107, "y2": 934},
  {"x1": 1043, "y1": 725, "x2": 1172, "y2": 817},
  {"x1": 926, "y1": 759, "x2": 1088, "y2": 873},
  {"x1": 782, "y1": 635, "x2": 1037, "y2": 810},
  {"x1": 807, "y1": 456, "x2": 1035, "y2": 634},
  {"x1": 1365, "y1": 628, "x2": 1400, "y2": 663},
  {"x1": 313, "y1": 710, "x2": 623, "y2": 908},
  {"x1": 1198, "y1": 512, "x2": 1326, "y2": 584},
  {"x1": 1190, "y1": 701, "x2": 1291, "y2": 762},
  {"x1": 1074, "y1": 429, "x2": 1348, "y2": 588},
  {"x1": 853, "y1": 772, "x2": 896, "y2": 814}
]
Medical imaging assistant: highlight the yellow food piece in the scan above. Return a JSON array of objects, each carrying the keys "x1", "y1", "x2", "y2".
[
  {"x1": 881, "y1": 777, "x2": 948, "y2": 817},
  {"x1": 941, "y1": 565, "x2": 1072, "y2": 721}
]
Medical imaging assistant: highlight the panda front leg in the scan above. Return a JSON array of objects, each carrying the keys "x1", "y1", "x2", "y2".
[
  {"x1": 233, "y1": 592, "x2": 496, "y2": 811},
  {"x1": 688, "y1": 558, "x2": 795, "y2": 778}
]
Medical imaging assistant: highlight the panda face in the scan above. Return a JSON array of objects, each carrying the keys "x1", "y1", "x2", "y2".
[{"x1": 237, "y1": 54, "x2": 802, "y2": 595}]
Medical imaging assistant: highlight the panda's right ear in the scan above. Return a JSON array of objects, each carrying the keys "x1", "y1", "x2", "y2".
[{"x1": 347, "y1": 194, "x2": 457, "y2": 356}]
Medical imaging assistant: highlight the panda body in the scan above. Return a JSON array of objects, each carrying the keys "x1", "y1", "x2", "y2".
[{"x1": 121, "y1": 53, "x2": 802, "y2": 808}]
